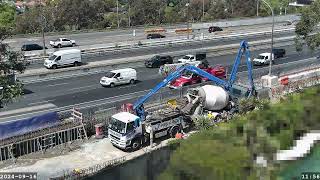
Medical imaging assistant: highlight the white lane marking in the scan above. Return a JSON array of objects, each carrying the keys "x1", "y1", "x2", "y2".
[
  {"x1": 47, "y1": 82, "x2": 69, "y2": 87},
  {"x1": 28, "y1": 100, "x2": 51, "y2": 106},
  {"x1": 68, "y1": 85, "x2": 97, "y2": 91},
  {"x1": 118, "y1": 84, "x2": 137, "y2": 89}
]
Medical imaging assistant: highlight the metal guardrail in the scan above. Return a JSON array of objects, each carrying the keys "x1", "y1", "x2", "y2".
[{"x1": 24, "y1": 27, "x2": 295, "y2": 63}]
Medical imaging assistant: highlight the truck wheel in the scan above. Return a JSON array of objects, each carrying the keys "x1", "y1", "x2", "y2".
[
  {"x1": 58, "y1": 44, "x2": 62, "y2": 48},
  {"x1": 110, "y1": 83, "x2": 115, "y2": 88},
  {"x1": 131, "y1": 139, "x2": 141, "y2": 151},
  {"x1": 72, "y1": 43, "x2": 76, "y2": 47},
  {"x1": 52, "y1": 65, "x2": 57, "y2": 69},
  {"x1": 169, "y1": 126, "x2": 181, "y2": 138},
  {"x1": 74, "y1": 61, "x2": 80, "y2": 66},
  {"x1": 130, "y1": 79, "x2": 135, "y2": 84}
]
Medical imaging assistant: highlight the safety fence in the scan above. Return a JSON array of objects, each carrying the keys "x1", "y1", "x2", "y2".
[{"x1": 269, "y1": 66, "x2": 320, "y2": 99}]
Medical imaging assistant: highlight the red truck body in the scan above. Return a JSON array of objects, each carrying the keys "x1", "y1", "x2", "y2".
[{"x1": 169, "y1": 65, "x2": 226, "y2": 88}]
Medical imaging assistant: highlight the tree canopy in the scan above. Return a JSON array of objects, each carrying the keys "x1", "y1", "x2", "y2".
[
  {"x1": 295, "y1": 0, "x2": 320, "y2": 50},
  {"x1": 159, "y1": 87, "x2": 320, "y2": 180},
  {"x1": 0, "y1": 28, "x2": 29, "y2": 105}
]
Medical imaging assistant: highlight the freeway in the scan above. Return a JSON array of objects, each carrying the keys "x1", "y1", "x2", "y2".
[
  {"x1": 6, "y1": 22, "x2": 287, "y2": 51},
  {"x1": 27, "y1": 30, "x2": 296, "y2": 70},
  {"x1": 0, "y1": 43, "x2": 318, "y2": 122}
]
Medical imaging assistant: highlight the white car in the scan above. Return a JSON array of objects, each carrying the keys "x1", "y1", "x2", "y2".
[
  {"x1": 50, "y1": 38, "x2": 76, "y2": 48},
  {"x1": 177, "y1": 55, "x2": 196, "y2": 63},
  {"x1": 100, "y1": 68, "x2": 137, "y2": 87}
]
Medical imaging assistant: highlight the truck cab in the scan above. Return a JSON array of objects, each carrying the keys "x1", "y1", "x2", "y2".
[
  {"x1": 108, "y1": 110, "x2": 191, "y2": 151},
  {"x1": 108, "y1": 112, "x2": 142, "y2": 151}
]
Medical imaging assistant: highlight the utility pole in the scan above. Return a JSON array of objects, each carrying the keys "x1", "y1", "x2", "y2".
[
  {"x1": 256, "y1": 0, "x2": 259, "y2": 16},
  {"x1": 117, "y1": 0, "x2": 120, "y2": 28},
  {"x1": 202, "y1": 0, "x2": 205, "y2": 21},
  {"x1": 40, "y1": 0, "x2": 46, "y2": 56},
  {"x1": 128, "y1": 2, "x2": 131, "y2": 27},
  {"x1": 259, "y1": 0, "x2": 274, "y2": 76},
  {"x1": 186, "y1": 3, "x2": 190, "y2": 39}
]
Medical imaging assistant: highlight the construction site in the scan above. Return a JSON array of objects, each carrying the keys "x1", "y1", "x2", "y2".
[{"x1": 0, "y1": 40, "x2": 320, "y2": 180}]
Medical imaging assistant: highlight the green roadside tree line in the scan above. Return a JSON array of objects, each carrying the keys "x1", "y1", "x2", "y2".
[
  {"x1": 158, "y1": 87, "x2": 320, "y2": 180},
  {"x1": 0, "y1": 0, "x2": 294, "y2": 34}
]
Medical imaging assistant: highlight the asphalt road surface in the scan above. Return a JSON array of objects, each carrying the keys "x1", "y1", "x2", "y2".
[
  {"x1": 27, "y1": 30, "x2": 295, "y2": 70},
  {"x1": 6, "y1": 23, "x2": 286, "y2": 51},
  {"x1": 0, "y1": 43, "x2": 317, "y2": 122}
]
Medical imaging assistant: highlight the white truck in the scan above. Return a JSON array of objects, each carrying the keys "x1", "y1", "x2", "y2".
[
  {"x1": 252, "y1": 53, "x2": 275, "y2": 65},
  {"x1": 108, "y1": 110, "x2": 192, "y2": 151},
  {"x1": 108, "y1": 85, "x2": 234, "y2": 151},
  {"x1": 252, "y1": 49, "x2": 286, "y2": 66},
  {"x1": 177, "y1": 52, "x2": 207, "y2": 63},
  {"x1": 50, "y1": 38, "x2": 76, "y2": 48}
]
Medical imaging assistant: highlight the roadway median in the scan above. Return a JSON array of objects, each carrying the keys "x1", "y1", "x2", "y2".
[{"x1": 18, "y1": 36, "x2": 295, "y2": 83}]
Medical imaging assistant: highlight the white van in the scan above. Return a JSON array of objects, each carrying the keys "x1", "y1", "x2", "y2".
[
  {"x1": 100, "y1": 68, "x2": 137, "y2": 87},
  {"x1": 252, "y1": 53, "x2": 274, "y2": 65},
  {"x1": 44, "y1": 49, "x2": 81, "y2": 69}
]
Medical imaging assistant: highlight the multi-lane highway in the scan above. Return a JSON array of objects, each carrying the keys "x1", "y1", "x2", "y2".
[
  {"x1": 6, "y1": 23, "x2": 286, "y2": 51},
  {"x1": 0, "y1": 43, "x2": 318, "y2": 122},
  {"x1": 26, "y1": 30, "x2": 295, "y2": 70}
]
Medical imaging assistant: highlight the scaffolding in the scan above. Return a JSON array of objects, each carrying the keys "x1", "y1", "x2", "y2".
[{"x1": 0, "y1": 108, "x2": 88, "y2": 162}]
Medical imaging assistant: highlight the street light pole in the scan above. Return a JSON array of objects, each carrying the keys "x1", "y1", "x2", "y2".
[
  {"x1": 256, "y1": 0, "x2": 259, "y2": 16},
  {"x1": 117, "y1": 0, "x2": 120, "y2": 28},
  {"x1": 186, "y1": 3, "x2": 190, "y2": 39},
  {"x1": 40, "y1": 0, "x2": 46, "y2": 56},
  {"x1": 260, "y1": 0, "x2": 274, "y2": 76},
  {"x1": 202, "y1": 0, "x2": 205, "y2": 21}
]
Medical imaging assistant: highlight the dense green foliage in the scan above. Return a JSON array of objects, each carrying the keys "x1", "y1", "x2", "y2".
[
  {"x1": 295, "y1": 0, "x2": 320, "y2": 51},
  {"x1": 0, "y1": 28, "x2": 29, "y2": 104},
  {"x1": 0, "y1": 3, "x2": 15, "y2": 28},
  {"x1": 1, "y1": 0, "x2": 295, "y2": 34},
  {"x1": 159, "y1": 87, "x2": 320, "y2": 180}
]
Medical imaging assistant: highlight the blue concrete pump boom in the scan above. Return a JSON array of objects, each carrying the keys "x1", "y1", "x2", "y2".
[{"x1": 133, "y1": 40, "x2": 255, "y2": 119}]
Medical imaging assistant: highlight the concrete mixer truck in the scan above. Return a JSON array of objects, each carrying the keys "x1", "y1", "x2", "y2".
[{"x1": 108, "y1": 40, "x2": 255, "y2": 151}]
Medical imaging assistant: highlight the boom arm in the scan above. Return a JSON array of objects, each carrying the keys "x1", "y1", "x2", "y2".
[
  {"x1": 227, "y1": 40, "x2": 255, "y2": 97},
  {"x1": 134, "y1": 40, "x2": 256, "y2": 119},
  {"x1": 133, "y1": 65, "x2": 228, "y2": 120}
]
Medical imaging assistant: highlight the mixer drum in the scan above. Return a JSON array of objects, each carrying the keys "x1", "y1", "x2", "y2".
[{"x1": 197, "y1": 85, "x2": 229, "y2": 111}]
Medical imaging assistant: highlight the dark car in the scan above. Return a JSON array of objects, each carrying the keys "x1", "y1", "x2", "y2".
[
  {"x1": 147, "y1": 33, "x2": 166, "y2": 39},
  {"x1": 145, "y1": 55, "x2": 173, "y2": 68},
  {"x1": 21, "y1": 44, "x2": 47, "y2": 51},
  {"x1": 272, "y1": 48, "x2": 286, "y2": 58},
  {"x1": 208, "y1": 26, "x2": 223, "y2": 33}
]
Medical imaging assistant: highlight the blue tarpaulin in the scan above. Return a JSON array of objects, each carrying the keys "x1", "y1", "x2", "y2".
[{"x1": 0, "y1": 112, "x2": 59, "y2": 140}]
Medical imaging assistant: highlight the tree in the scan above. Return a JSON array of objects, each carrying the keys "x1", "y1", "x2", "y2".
[
  {"x1": 295, "y1": 0, "x2": 320, "y2": 50},
  {"x1": 0, "y1": 28, "x2": 29, "y2": 105},
  {"x1": 0, "y1": 3, "x2": 15, "y2": 28}
]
